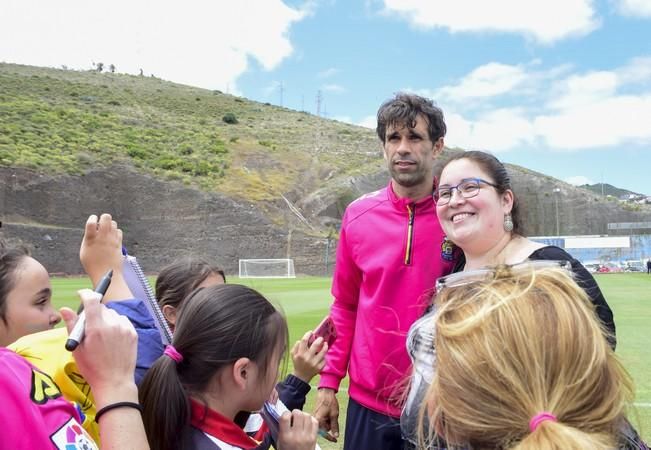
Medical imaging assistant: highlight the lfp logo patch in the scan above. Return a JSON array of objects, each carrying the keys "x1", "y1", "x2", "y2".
[
  {"x1": 50, "y1": 418, "x2": 98, "y2": 450},
  {"x1": 440, "y1": 236, "x2": 457, "y2": 262}
]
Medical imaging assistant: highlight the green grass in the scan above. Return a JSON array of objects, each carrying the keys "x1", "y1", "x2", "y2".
[{"x1": 50, "y1": 273, "x2": 651, "y2": 448}]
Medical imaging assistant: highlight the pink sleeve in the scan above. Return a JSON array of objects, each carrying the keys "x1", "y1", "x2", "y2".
[
  {"x1": 1, "y1": 351, "x2": 60, "y2": 449},
  {"x1": 318, "y1": 218, "x2": 361, "y2": 392}
]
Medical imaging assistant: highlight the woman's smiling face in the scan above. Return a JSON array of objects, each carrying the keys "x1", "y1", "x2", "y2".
[{"x1": 436, "y1": 158, "x2": 513, "y2": 251}]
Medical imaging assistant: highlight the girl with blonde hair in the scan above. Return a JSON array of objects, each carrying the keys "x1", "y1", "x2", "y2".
[{"x1": 412, "y1": 263, "x2": 647, "y2": 450}]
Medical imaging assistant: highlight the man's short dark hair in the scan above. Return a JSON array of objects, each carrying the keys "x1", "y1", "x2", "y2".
[{"x1": 376, "y1": 92, "x2": 446, "y2": 144}]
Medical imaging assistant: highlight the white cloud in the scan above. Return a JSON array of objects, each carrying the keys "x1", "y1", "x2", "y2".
[
  {"x1": 445, "y1": 108, "x2": 536, "y2": 152},
  {"x1": 440, "y1": 56, "x2": 651, "y2": 152},
  {"x1": 262, "y1": 81, "x2": 283, "y2": 97},
  {"x1": 615, "y1": 0, "x2": 651, "y2": 16},
  {"x1": 534, "y1": 94, "x2": 651, "y2": 149},
  {"x1": 381, "y1": 0, "x2": 599, "y2": 43},
  {"x1": 617, "y1": 56, "x2": 651, "y2": 84},
  {"x1": 321, "y1": 84, "x2": 346, "y2": 94},
  {"x1": 546, "y1": 71, "x2": 618, "y2": 110},
  {"x1": 332, "y1": 115, "x2": 353, "y2": 124},
  {"x1": 332, "y1": 114, "x2": 379, "y2": 131},
  {"x1": 436, "y1": 63, "x2": 528, "y2": 101},
  {"x1": 358, "y1": 115, "x2": 377, "y2": 129},
  {"x1": 565, "y1": 175, "x2": 593, "y2": 185},
  {"x1": 322, "y1": 84, "x2": 346, "y2": 93},
  {"x1": 0, "y1": 0, "x2": 308, "y2": 93},
  {"x1": 318, "y1": 67, "x2": 340, "y2": 78}
]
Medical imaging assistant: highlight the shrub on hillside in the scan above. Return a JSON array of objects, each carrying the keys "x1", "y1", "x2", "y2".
[{"x1": 222, "y1": 113, "x2": 238, "y2": 124}]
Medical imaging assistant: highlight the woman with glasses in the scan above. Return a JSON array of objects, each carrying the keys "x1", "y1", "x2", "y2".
[
  {"x1": 433, "y1": 150, "x2": 615, "y2": 345},
  {"x1": 413, "y1": 264, "x2": 647, "y2": 450}
]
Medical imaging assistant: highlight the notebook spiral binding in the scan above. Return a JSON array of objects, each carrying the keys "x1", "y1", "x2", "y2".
[{"x1": 124, "y1": 255, "x2": 173, "y2": 345}]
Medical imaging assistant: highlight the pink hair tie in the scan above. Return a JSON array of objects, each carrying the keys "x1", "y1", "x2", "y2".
[
  {"x1": 163, "y1": 345, "x2": 183, "y2": 363},
  {"x1": 529, "y1": 412, "x2": 557, "y2": 432}
]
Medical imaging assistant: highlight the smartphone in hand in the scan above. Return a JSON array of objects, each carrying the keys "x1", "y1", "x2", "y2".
[{"x1": 308, "y1": 316, "x2": 337, "y2": 347}]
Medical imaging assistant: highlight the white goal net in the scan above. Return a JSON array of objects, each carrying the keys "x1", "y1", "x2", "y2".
[{"x1": 238, "y1": 259, "x2": 296, "y2": 278}]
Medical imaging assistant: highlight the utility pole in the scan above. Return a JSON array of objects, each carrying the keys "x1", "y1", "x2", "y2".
[
  {"x1": 601, "y1": 172, "x2": 605, "y2": 196},
  {"x1": 553, "y1": 188, "x2": 561, "y2": 236},
  {"x1": 279, "y1": 82, "x2": 284, "y2": 107},
  {"x1": 316, "y1": 90, "x2": 322, "y2": 117}
]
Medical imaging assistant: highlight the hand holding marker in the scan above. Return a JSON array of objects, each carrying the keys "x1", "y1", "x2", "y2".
[{"x1": 65, "y1": 269, "x2": 113, "y2": 351}]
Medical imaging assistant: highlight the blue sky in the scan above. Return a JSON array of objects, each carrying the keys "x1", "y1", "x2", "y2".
[{"x1": 2, "y1": 0, "x2": 650, "y2": 194}]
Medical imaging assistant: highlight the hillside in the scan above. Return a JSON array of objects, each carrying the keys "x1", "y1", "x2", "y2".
[
  {"x1": 2, "y1": 63, "x2": 650, "y2": 275},
  {"x1": 0, "y1": 62, "x2": 379, "y2": 211},
  {"x1": 580, "y1": 183, "x2": 647, "y2": 198}
]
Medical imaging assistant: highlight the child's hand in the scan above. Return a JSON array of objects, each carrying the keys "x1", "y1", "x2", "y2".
[
  {"x1": 79, "y1": 214, "x2": 123, "y2": 285},
  {"x1": 277, "y1": 410, "x2": 318, "y2": 450},
  {"x1": 79, "y1": 213, "x2": 133, "y2": 301},
  {"x1": 291, "y1": 331, "x2": 328, "y2": 383}
]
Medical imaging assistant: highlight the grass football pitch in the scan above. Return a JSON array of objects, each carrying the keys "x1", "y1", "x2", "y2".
[{"x1": 51, "y1": 273, "x2": 650, "y2": 448}]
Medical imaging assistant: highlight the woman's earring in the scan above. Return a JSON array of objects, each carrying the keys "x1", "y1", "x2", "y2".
[{"x1": 504, "y1": 213, "x2": 514, "y2": 232}]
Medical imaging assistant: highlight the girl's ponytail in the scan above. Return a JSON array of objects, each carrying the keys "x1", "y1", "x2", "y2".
[
  {"x1": 139, "y1": 354, "x2": 189, "y2": 450},
  {"x1": 515, "y1": 420, "x2": 615, "y2": 450}
]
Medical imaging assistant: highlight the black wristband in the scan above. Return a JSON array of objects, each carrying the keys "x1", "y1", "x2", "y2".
[{"x1": 95, "y1": 401, "x2": 143, "y2": 423}]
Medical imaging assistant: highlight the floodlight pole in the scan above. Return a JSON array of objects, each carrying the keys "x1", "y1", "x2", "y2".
[
  {"x1": 325, "y1": 237, "x2": 331, "y2": 275},
  {"x1": 553, "y1": 188, "x2": 561, "y2": 236}
]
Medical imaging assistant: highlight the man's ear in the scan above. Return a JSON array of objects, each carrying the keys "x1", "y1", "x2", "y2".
[
  {"x1": 432, "y1": 137, "x2": 444, "y2": 158},
  {"x1": 162, "y1": 305, "x2": 177, "y2": 326},
  {"x1": 232, "y1": 357, "x2": 252, "y2": 390}
]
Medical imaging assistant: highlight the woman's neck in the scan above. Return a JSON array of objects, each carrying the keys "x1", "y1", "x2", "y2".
[{"x1": 463, "y1": 233, "x2": 518, "y2": 270}]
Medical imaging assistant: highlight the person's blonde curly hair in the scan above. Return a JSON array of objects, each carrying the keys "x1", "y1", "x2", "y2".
[{"x1": 419, "y1": 265, "x2": 634, "y2": 450}]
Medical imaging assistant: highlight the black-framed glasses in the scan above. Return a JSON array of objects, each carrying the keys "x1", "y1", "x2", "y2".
[{"x1": 434, "y1": 177, "x2": 499, "y2": 205}]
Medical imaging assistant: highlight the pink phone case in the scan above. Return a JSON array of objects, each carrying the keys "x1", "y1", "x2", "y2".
[{"x1": 309, "y1": 316, "x2": 337, "y2": 347}]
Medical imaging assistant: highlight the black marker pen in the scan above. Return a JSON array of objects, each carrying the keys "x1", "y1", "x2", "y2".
[{"x1": 65, "y1": 269, "x2": 113, "y2": 351}]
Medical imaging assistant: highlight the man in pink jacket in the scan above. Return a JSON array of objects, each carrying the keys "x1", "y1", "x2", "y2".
[{"x1": 314, "y1": 93, "x2": 456, "y2": 450}]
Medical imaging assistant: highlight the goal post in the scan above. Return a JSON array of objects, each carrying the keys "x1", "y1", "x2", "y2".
[{"x1": 238, "y1": 258, "x2": 296, "y2": 278}]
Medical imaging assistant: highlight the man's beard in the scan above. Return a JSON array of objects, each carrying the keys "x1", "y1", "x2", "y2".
[{"x1": 388, "y1": 163, "x2": 428, "y2": 188}]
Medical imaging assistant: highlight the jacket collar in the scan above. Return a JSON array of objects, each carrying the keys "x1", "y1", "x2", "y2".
[{"x1": 386, "y1": 179, "x2": 437, "y2": 212}]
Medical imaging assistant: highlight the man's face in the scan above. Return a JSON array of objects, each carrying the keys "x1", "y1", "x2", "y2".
[{"x1": 383, "y1": 114, "x2": 442, "y2": 192}]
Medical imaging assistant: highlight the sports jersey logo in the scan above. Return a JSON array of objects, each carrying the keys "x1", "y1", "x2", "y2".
[
  {"x1": 50, "y1": 417, "x2": 98, "y2": 450},
  {"x1": 30, "y1": 367, "x2": 62, "y2": 404},
  {"x1": 440, "y1": 236, "x2": 456, "y2": 262}
]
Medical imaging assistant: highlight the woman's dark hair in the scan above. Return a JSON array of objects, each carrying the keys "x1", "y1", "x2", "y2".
[
  {"x1": 376, "y1": 92, "x2": 446, "y2": 144},
  {"x1": 0, "y1": 242, "x2": 29, "y2": 324},
  {"x1": 139, "y1": 284, "x2": 288, "y2": 450},
  {"x1": 440, "y1": 150, "x2": 522, "y2": 234},
  {"x1": 155, "y1": 257, "x2": 226, "y2": 313}
]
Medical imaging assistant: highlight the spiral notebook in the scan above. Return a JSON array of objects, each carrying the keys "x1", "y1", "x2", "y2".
[{"x1": 121, "y1": 249, "x2": 173, "y2": 346}]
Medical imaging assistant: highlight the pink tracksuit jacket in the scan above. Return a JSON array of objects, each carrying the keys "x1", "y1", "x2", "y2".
[
  {"x1": 319, "y1": 181, "x2": 455, "y2": 418},
  {"x1": 1, "y1": 347, "x2": 97, "y2": 449}
]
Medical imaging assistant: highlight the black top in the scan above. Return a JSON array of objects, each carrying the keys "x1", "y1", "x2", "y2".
[{"x1": 453, "y1": 245, "x2": 616, "y2": 349}]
